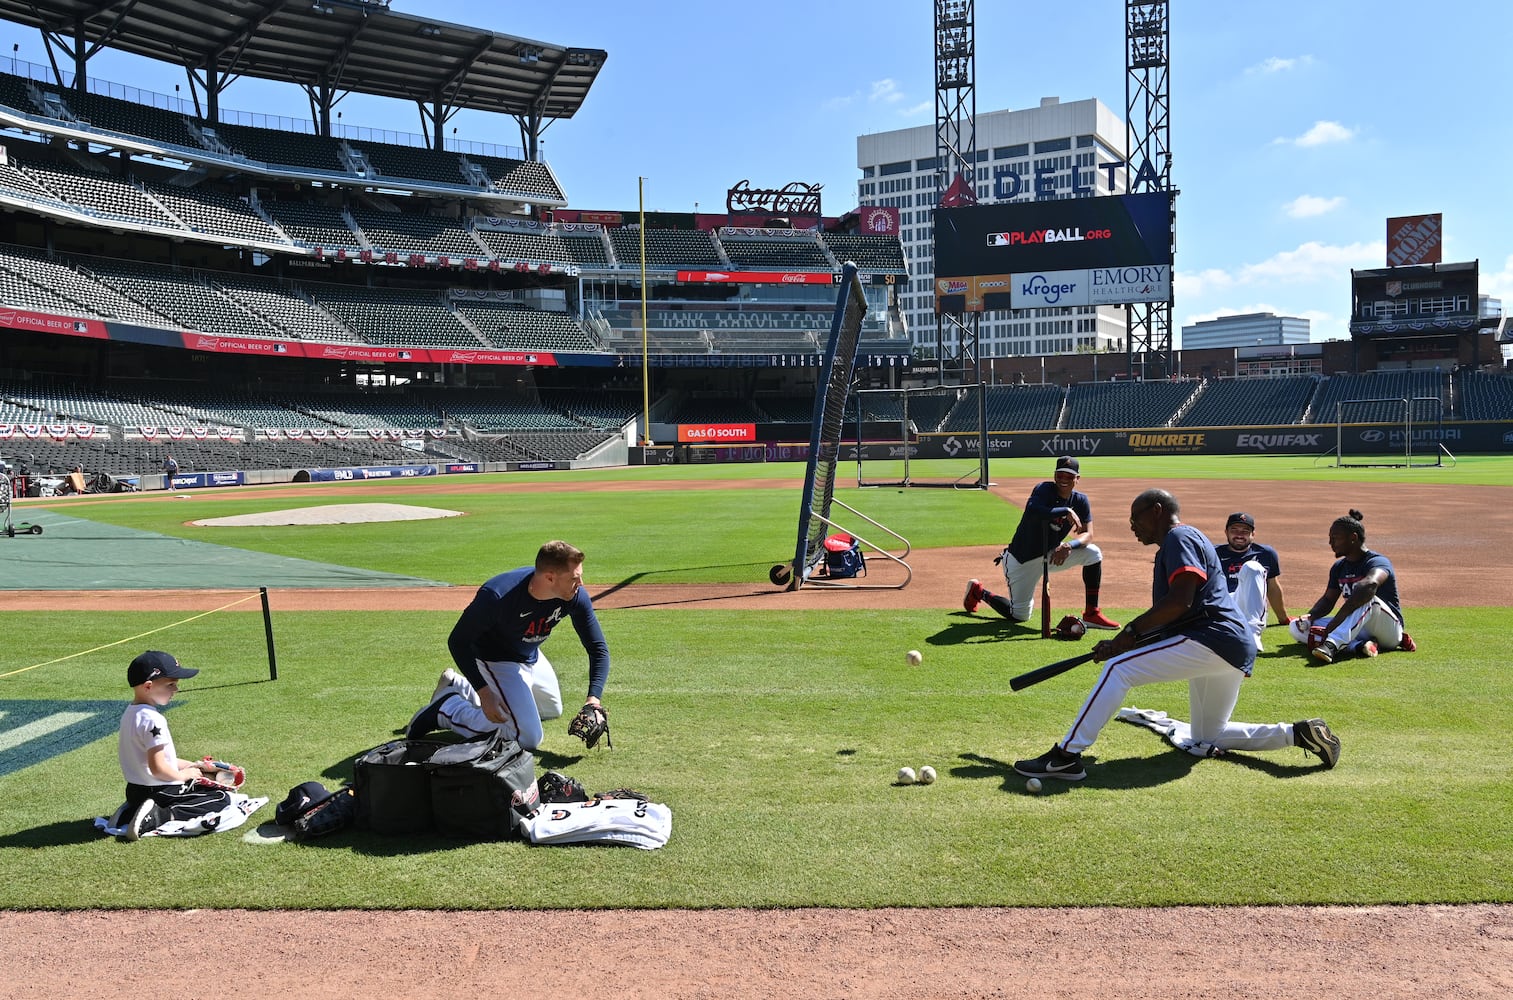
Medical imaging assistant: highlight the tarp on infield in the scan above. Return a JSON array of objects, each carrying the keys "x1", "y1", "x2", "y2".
[{"x1": 0, "y1": 510, "x2": 447, "y2": 590}]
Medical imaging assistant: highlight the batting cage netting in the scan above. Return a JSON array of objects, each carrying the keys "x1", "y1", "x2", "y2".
[
  {"x1": 1334, "y1": 395, "x2": 1452, "y2": 468},
  {"x1": 770, "y1": 263, "x2": 911, "y2": 591},
  {"x1": 853, "y1": 382, "x2": 989, "y2": 489}
]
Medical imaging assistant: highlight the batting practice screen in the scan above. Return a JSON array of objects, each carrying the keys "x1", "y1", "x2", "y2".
[
  {"x1": 787, "y1": 262, "x2": 867, "y2": 586},
  {"x1": 933, "y1": 192, "x2": 1174, "y2": 313}
]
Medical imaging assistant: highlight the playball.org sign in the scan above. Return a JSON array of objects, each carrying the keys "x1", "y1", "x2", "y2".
[{"x1": 678, "y1": 423, "x2": 756, "y2": 443}]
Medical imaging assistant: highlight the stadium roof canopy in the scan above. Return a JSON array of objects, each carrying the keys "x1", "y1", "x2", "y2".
[{"x1": 0, "y1": 0, "x2": 607, "y2": 127}]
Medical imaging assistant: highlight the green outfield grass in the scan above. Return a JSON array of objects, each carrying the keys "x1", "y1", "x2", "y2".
[
  {"x1": 2, "y1": 455, "x2": 1510, "y2": 909},
  {"x1": 0, "y1": 608, "x2": 1508, "y2": 909}
]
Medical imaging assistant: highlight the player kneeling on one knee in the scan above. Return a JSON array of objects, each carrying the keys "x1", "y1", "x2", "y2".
[{"x1": 405, "y1": 540, "x2": 612, "y2": 751}]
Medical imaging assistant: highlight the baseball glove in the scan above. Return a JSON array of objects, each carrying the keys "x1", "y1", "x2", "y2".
[
  {"x1": 1306, "y1": 625, "x2": 1329, "y2": 650},
  {"x1": 293, "y1": 786, "x2": 357, "y2": 841},
  {"x1": 537, "y1": 770, "x2": 589, "y2": 803},
  {"x1": 1054, "y1": 615, "x2": 1088, "y2": 640},
  {"x1": 568, "y1": 702, "x2": 611, "y2": 749},
  {"x1": 199, "y1": 757, "x2": 245, "y2": 788}
]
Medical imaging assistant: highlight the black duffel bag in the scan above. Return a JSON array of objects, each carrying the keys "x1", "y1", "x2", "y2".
[
  {"x1": 428, "y1": 733, "x2": 539, "y2": 840},
  {"x1": 352, "y1": 733, "x2": 537, "y2": 839}
]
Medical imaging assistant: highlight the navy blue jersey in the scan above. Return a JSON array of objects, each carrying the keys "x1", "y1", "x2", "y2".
[
  {"x1": 448, "y1": 567, "x2": 611, "y2": 698},
  {"x1": 1327, "y1": 550, "x2": 1403, "y2": 623},
  {"x1": 1007, "y1": 481, "x2": 1093, "y2": 564},
  {"x1": 1155, "y1": 525, "x2": 1255, "y2": 673},
  {"x1": 1214, "y1": 541, "x2": 1282, "y2": 594}
]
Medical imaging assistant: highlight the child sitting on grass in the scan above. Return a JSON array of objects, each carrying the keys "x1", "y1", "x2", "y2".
[{"x1": 109, "y1": 650, "x2": 236, "y2": 841}]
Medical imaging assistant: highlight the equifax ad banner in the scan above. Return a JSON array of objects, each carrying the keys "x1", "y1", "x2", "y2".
[
  {"x1": 677, "y1": 423, "x2": 756, "y2": 443},
  {"x1": 0, "y1": 307, "x2": 109, "y2": 339}
]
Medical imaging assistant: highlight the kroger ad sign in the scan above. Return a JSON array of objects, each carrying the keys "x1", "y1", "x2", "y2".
[{"x1": 1010, "y1": 265, "x2": 1170, "y2": 309}]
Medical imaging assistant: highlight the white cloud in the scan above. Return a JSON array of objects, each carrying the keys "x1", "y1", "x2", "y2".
[
  {"x1": 1177, "y1": 241, "x2": 1382, "y2": 299},
  {"x1": 1484, "y1": 253, "x2": 1513, "y2": 308},
  {"x1": 1284, "y1": 194, "x2": 1345, "y2": 218},
  {"x1": 898, "y1": 100, "x2": 932, "y2": 119},
  {"x1": 1245, "y1": 54, "x2": 1315, "y2": 75},
  {"x1": 869, "y1": 79, "x2": 903, "y2": 104},
  {"x1": 820, "y1": 93, "x2": 855, "y2": 112},
  {"x1": 1274, "y1": 120, "x2": 1357, "y2": 147}
]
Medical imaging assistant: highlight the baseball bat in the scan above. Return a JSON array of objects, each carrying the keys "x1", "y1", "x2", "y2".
[
  {"x1": 1010, "y1": 650, "x2": 1095, "y2": 691},
  {"x1": 1010, "y1": 610, "x2": 1209, "y2": 693},
  {"x1": 1040, "y1": 521, "x2": 1052, "y2": 639}
]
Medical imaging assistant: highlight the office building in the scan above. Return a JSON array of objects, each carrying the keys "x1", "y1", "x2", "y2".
[
  {"x1": 1181, "y1": 312, "x2": 1311, "y2": 350},
  {"x1": 856, "y1": 97, "x2": 1131, "y2": 359}
]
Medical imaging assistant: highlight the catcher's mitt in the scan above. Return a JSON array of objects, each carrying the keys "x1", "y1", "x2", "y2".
[
  {"x1": 199, "y1": 757, "x2": 245, "y2": 788},
  {"x1": 537, "y1": 770, "x2": 589, "y2": 803},
  {"x1": 293, "y1": 786, "x2": 357, "y2": 841},
  {"x1": 1054, "y1": 615, "x2": 1088, "y2": 640},
  {"x1": 568, "y1": 702, "x2": 611, "y2": 749}
]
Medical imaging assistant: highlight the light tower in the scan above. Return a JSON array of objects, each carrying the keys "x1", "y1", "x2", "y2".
[
  {"x1": 933, "y1": 0, "x2": 979, "y2": 385},
  {"x1": 1124, "y1": 1, "x2": 1175, "y2": 378}
]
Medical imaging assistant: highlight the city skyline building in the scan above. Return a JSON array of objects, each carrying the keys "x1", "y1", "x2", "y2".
[
  {"x1": 1181, "y1": 312, "x2": 1311, "y2": 351},
  {"x1": 856, "y1": 96, "x2": 1132, "y2": 361}
]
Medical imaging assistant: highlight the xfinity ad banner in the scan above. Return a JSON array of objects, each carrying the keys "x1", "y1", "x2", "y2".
[
  {"x1": 864, "y1": 422, "x2": 1510, "y2": 459},
  {"x1": 934, "y1": 192, "x2": 1174, "y2": 313}
]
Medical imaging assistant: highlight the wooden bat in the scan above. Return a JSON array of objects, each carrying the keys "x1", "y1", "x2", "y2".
[
  {"x1": 1040, "y1": 521, "x2": 1052, "y2": 639},
  {"x1": 1010, "y1": 650, "x2": 1095, "y2": 691},
  {"x1": 1010, "y1": 611, "x2": 1208, "y2": 693}
]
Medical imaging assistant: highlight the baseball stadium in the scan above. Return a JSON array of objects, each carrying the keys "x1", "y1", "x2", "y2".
[{"x1": 0, "y1": 3, "x2": 1509, "y2": 997}]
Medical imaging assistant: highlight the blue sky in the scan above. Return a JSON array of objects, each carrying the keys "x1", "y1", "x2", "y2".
[{"x1": 1, "y1": 1, "x2": 1508, "y2": 345}]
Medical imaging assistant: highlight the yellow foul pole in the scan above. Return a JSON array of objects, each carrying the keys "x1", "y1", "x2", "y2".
[{"x1": 639, "y1": 177, "x2": 650, "y2": 447}]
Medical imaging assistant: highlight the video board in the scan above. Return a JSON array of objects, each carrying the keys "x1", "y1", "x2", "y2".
[{"x1": 933, "y1": 192, "x2": 1174, "y2": 313}]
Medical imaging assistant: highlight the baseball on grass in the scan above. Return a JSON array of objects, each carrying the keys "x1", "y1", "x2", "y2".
[
  {"x1": 1025, "y1": 777, "x2": 1043, "y2": 794},
  {"x1": 917, "y1": 765, "x2": 937, "y2": 784},
  {"x1": 897, "y1": 766, "x2": 916, "y2": 785},
  {"x1": 905, "y1": 649, "x2": 923, "y2": 666}
]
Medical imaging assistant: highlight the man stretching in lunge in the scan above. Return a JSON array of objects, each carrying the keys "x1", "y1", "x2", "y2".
[{"x1": 1014, "y1": 488, "x2": 1341, "y2": 783}]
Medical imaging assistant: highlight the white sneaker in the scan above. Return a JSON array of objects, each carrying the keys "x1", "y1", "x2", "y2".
[{"x1": 433, "y1": 668, "x2": 478, "y2": 705}]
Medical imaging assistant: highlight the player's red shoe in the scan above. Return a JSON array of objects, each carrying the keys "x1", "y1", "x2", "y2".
[
  {"x1": 963, "y1": 579, "x2": 984, "y2": 613},
  {"x1": 1082, "y1": 608, "x2": 1120, "y2": 630},
  {"x1": 1399, "y1": 632, "x2": 1417, "y2": 652}
]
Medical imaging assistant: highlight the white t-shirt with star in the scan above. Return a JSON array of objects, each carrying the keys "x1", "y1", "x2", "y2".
[{"x1": 119, "y1": 703, "x2": 177, "y2": 787}]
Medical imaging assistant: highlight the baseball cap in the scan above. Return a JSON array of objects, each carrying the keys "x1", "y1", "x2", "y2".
[
  {"x1": 1054, "y1": 456, "x2": 1080, "y2": 475},
  {"x1": 275, "y1": 781, "x2": 336, "y2": 826},
  {"x1": 1226, "y1": 512, "x2": 1256, "y2": 529},
  {"x1": 127, "y1": 650, "x2": 199, "y2": 687}
]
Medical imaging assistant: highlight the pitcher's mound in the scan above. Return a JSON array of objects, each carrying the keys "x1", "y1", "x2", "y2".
[{"x1": 193, "y1": 503, "x2": 464, "y2": 527}]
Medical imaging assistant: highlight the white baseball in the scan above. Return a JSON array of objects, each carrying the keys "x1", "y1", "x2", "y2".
[
  {"x1": 896, "y1": 766, "x2": 916, "y2": 785},
  {"x1": 1025, "y1": 777, "x2": 1043, "y2": 793},
  {"x1": 917, "y1": 765, "x2": 937, "y2": 784},
  {"x1": 905, "y1": 649, "x2": 922, "y2": 666}
]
